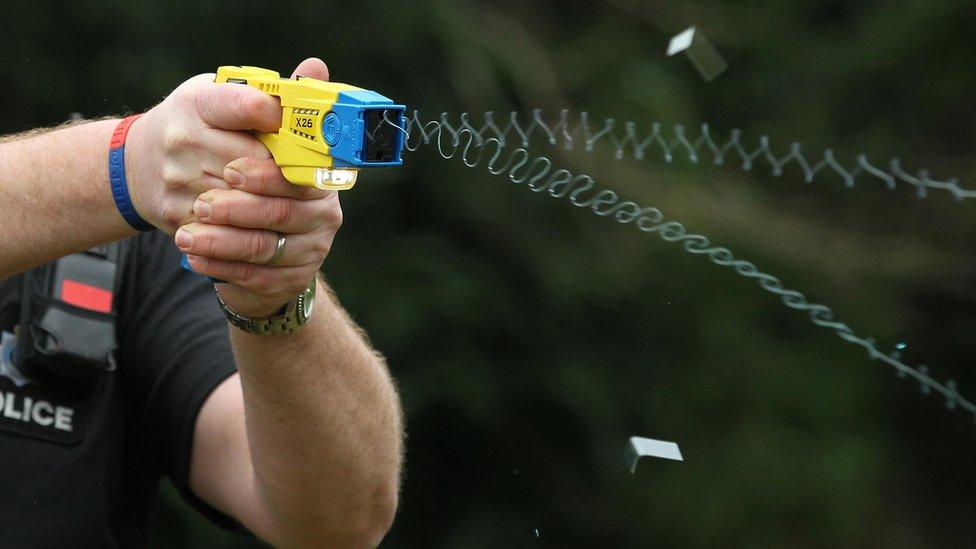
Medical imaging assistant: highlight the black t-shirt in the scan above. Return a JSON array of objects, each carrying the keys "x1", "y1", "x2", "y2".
[{"x1": 0, "y1": 231, "x2": 239, "y2": 548}]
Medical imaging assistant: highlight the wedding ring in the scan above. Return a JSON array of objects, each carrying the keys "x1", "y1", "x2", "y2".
[{"x1": 266, "y1": 232, "x2": 287, "y2": 266}]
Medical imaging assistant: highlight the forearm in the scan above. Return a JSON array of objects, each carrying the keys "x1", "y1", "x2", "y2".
[
  {"x1": 0, "y1": 119, "x2": 135, "y2": 278},
  {"x1": 231, "y1": 276, "x2": 402, "y2": 547}
]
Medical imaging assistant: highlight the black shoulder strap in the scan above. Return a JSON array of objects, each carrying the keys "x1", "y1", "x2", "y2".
[{"x1": 81, "y1": 241, "x2": 129, "y2": 306}]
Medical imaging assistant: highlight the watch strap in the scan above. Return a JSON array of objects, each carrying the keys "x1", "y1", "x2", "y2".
[{"x1": 216, "y1": 278, "x2": 315, "y2": 336}]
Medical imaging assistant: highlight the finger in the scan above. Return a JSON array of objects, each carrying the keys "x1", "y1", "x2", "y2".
[
  {"x1": 184, "y1": 254, "x2": 316, "y2": 297},
  {"x1": 195, "y1": 81, "x2": 282, "y2": 132},
  {"x1": 193, "y1": 188, "x2": 343, "y2": 234},
  {"x1": 195, "y1": 129, "x2": 272, "y2": 178},
  {"x1": 290, "y1": 57, "x2": 329, "y2": 81},
  {"x1": 197, "y1": 174, "x2": 232, "y2": 194},
  {"x1": 224, "y1": 157, "x2": 331, "y2": 200},
  {"x1": 175, "y1": 223, "x2": 335, "y2": 266}
]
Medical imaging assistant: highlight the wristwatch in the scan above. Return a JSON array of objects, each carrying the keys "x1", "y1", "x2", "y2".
[{"x1": 216, "y1": 278, "x2": 316, "y2": 336}]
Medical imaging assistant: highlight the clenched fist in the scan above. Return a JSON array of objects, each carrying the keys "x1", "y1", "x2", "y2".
[
  {"x1": 178, "y1": 154, "x2": 342, "y2": 316},
  {"x1": 127, "y1": 58, "x2": 341, "y2": 316}
]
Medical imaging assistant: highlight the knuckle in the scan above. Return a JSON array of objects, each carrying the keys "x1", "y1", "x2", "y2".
[
  {"x1": 195, "y1": 231, "x2": 216, "y2": 256},
  {"x1": 267, "y1": 199, "x2": 293, "y2": 227},
  {"x1": 315, "y1": 203, "x2": 343, "y2": 233},
  {"x1": 162, "y1": 126, "x2": 196, "y2": 152},
  {"x1": 309, "y1": 237, "x2": 332, "y2": 259},
  {"x1": 328, "y1": 205, "x2": 343, "y2": 229},
  {"x1": 249, "y1": 161, "x2": 275, "y2": 186},
  {"x1": 235, "y1": 261, "x2": 258, "y2": 284},
  {"x1": 235, "y1": 159, "x2": 279, "y2": 188},
  {"x1": 261, "y1": 161, "x2": 283, "y2": 183},
  {"x1": 173, "y1": 177, "x2": 191, "y2": 192},
  {"x1": 234, "y1": 90, "x2": 262, "y2": 121},
  {"x1": 162, "y1": 167, "x2": 193, "y2": 194},
  {"x1": 248, "y1": 231, "x2": 275, "y2": 262},
  {"x1": 161, "y1": 202, "x2": 187, "y2": 231},
  {"x1": 196, "y1": 189, "x2": 219, "y2": 203},
  {"x1": 160, "y1": 161, "x2": 181, "y2": 185},
  {"x1": 235, "y1": 156, "x2": 259, "y2": 174}
]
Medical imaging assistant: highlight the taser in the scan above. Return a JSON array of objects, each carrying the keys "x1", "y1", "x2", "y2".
[{"x1": 215, "y1": 65, "x2": 406, "y2": 190}]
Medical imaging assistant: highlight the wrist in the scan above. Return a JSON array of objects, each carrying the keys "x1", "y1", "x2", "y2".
[
  {"x1": 215, "y1": 278, "x2": 318, "y2": 318},
  {"x1": 216, "y1": 277, "x2": 319, "y2": 336}
]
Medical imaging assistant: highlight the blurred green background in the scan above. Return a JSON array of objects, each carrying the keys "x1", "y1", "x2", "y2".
[{"x1": 3, "y1": 1, "x2": 976, "y2": 547}]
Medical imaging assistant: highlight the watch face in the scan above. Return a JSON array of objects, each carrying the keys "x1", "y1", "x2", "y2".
[{"x1": 301, "y1": 285, "x2": 315, "y2": 320}]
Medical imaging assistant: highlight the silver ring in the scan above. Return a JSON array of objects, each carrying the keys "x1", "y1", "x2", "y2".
[{"x1": 266, "y1": 233, "x2": 287, "y2": 266}]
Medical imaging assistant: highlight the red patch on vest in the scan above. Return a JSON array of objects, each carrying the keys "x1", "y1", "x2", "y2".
[{"x1": 60, "y1": 280, "x2": 112, "y2": 313}]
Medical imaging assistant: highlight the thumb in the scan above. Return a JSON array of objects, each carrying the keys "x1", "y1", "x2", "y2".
[{"x1": 291, "y1": 57, "x2": 330, "y2": 81}]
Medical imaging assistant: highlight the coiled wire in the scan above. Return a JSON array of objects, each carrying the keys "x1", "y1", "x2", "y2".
[
  {"x1": 395, "y1": 109, "x2": 971, "y2": 200},
  {"x1": 385, "y1": 109, "x2": 976, "y2": 425}
]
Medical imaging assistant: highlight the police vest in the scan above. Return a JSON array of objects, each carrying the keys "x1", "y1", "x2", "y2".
[{"x1": 0, "y1": 242, "x2": 127, "y2": 386}]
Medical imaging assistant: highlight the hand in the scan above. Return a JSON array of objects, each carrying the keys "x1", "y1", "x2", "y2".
[
  {"x1": 172, "y1": 59, "x2": 342, "y2": 317},
  {"x1": 124, "y1": 61, "x2": 323, "y2": 233}
]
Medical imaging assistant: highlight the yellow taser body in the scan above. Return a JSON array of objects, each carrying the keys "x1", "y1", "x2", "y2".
[{"x1": 215, "y1": 65, "x2": 405, "y2": 190}]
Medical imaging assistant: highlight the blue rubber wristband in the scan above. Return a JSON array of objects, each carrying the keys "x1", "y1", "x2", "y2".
[{"x1": 109, "y1": 115, "x2": 154, "y2": 232}]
